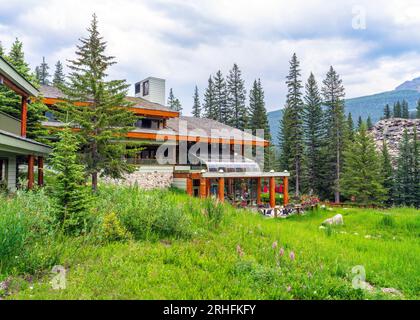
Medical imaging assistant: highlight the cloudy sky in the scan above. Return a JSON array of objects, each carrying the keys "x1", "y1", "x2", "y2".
[{"x1": 1, "y1": 0, "x2": 420, "y2": 114}]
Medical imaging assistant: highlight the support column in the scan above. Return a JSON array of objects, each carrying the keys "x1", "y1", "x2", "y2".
[
  {"x1": 21, "y1": 96, "x2": 27, "y2": 137},
  {"x1": 218, "y1": 177, "x2": 225, "y2": 203},
  {"x1": 283, "y1": 176, "x2": 289, "y2": 205},
  {"x1": 28, "y1": 155, "x2": 34, "y2": 190},
  {"x1": 207, "y1": 179, "x2": 211, "y2": 196},
  {"x1": 257, "y1": 177, "x2": 262, "y2": 205},
  {"x1": 269, "y1": 176, "x2": 276, "y2": 208},
  {"x1": 186, "y1": 177, "x2": 193, "y2": 196},
  {"x1": 200, "y1": 178, "x2": 207, "y2": 199},
  {"x1": 37, "y1": 156, "x2": 44, "y2": 187}
]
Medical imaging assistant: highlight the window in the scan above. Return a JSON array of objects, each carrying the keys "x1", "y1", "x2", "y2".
[
  {"x1": 142, "y1": 80, "x2": 149, "y2": 96},
  {"x1": 135, "y1": 82, "x2": 141, "y2": 95}
]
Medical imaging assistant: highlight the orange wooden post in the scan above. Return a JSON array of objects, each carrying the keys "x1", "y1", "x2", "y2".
[
  {"x1": 207, "y1": 178, "x2": 211, "y2": 196},
  {"x1": 200, "y1": 178, "x2": 207, "y2": 199},
  {"x1": 28, "y1": 155, "x2": 34, "y2": 190},
  {"x1": 269, "y1": 176, "x2": 276, "y2": 208},
  {"x1": 218, "y1": 177, "x2": 225, "y2": 203},
  {"x1": 186, "y1": 177, "x2": 193, "y2": 196},
  {"x1": 257, "y1": 177, "x2": 262, "y2": 205},
  {"x1": 21, "y1": 96, "x2": 27, "y2": 137},
  {"x1": 38, "y1": 156, "x2": 44, "y2": 187},
  {"x1": 283, "y1": 176, "x2": 289, "y2": 205}
]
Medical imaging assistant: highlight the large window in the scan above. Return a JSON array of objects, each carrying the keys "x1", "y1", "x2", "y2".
[
  {"x1": 135, "y1": 82, "x2": 141, "y2": 95},
  {"x1": 142, "y1": 80, "x2": 149, "y2": 96},
  {"x1": 135, "y1": 118, "x2": 161, "y2": 130}
]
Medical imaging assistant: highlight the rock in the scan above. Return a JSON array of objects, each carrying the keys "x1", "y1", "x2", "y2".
[
  {"x1": 322, "y1": 214, "x2": 344, "y2": 226},
  {"x1": 381, "y1": 287, "x2": 403, "y2": 297}
]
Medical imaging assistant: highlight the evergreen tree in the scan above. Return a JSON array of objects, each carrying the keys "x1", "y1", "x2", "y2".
[
  {"x1": 381, "y1": 140, "x2": 394, "y2": 206},
  {"x1": 417, "y1": 100, "x2": 420, "y2": 119},
  {"x1": 203, "y1": 76, "x2": 216, "y2": 120},
  {"x1": 213, "y1": 70, "x2": 229, "y2": 124},
  {"x1": 0, "y1": 38, "x2": 49, "y2": 142},
  {"x1": 394, "y1": 130, "x2": 415, "y2": 206},
  {"x1": 303, "y1": 73, "x2": 324, "y2": 195},
  {"x1": 167, "y1": 88, "x2": 182, "y2": 112},
  {"x1": 341, "y1": 124, "x2": 386, "y2": 205},
  {"x1": 347, "y1": 112, "x2": 355, "y2": 141},
  {"x1": 35, "y1": 56, "x2": 50, "y2": 85},
  {"x1": 53, "y1": 60, "x2": 66, "y2": 87},
  {"x1": 50, "y1": 129, "x2": 91, "y2": 235},
  {"x1": 279, "y1": 53, "x2": 305, "y2": 197},
  {"x1": 402, "y1": 100, "x2": 410, "y2": 119},
  {"x1": 192, "y1": 86, "x2": 201, "y2": 118},
  {"x1": 383, "y1": 104, "x2": 391, "y2": 119},
  {"x1": 0, "y1": 41, "x2": 4, "y2": 56},
  {"x1": 227, "y1": 63, "x2": 247, "y2": 130},
  {"x1": 56, "y1": 14, "x2": 136, "y2": 191},
  {"x1": 322, "y1": 66, "x2": 347, "y2": 203},
  {"x1": 357, "y1": 116, "x2": 363, "y2": 129},
  {"x1": 393, "y1": 101, "x2": 402, "y2": 118},
  {"x1": 412, "y1": 128, "x2": 420, "y2": 208},
  {"x1": 367, "y1": 115, "x2": 373, "y2": 129}
]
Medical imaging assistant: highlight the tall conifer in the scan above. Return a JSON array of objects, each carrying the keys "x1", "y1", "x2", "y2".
[{"x1": 227, "y1": 63, "x2": 247, "y2": 130}]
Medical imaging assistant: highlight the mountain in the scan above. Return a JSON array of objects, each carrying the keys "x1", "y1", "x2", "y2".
[{"x1": 268, "y1": 88, "x2": 420, "y2": 143}]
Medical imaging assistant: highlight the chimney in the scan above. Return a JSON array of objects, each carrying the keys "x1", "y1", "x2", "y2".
[{"x1": 135, "y1": 77, "x2": 166, "y2": 106}]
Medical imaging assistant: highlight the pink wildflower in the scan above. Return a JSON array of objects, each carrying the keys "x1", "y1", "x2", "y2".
[
  {"x1": 236, "y1": 245, "x2": 244, "y2": 257},
  {"x1": 287, "y1": 285, "x2": 292, "y2": 292},
  {"x1": 272, "y1": 241, "x2": 278, "y2": 249},
  {"x1": 279, "y1": 247, "x2": 285, "y2": 257},
  {"x1": 290, "y1": 251, "x2": 295, "y2": 261}
]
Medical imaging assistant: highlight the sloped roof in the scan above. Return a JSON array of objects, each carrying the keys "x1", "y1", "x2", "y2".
[{"x1": 0, "y1": 56, "x2": 38, "y2": 96}]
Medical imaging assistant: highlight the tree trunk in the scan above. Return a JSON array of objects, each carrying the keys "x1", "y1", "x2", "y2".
[
  {"x1": 92, "y1": 171, "x2": 98, "y2": 192},
  {"x1": 335, "y1": 133, "x2": 341, "y2": 204},
  {"x1": 295, "y1": 159, "x2": 300, "y2": 197}
]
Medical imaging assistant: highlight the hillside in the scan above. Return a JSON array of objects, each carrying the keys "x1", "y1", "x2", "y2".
[{"x1": 268, "y1": 90, "x2": 420, "y2": 144}]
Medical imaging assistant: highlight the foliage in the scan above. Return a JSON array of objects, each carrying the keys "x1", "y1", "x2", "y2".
[
  {"x1": 192, "y1": 86, "x2": 201, "y2": 118},
  {"x1": 227, "y1": 63, "x2": 247, "y2": 130},
  {"x1": 203, "y1": 199, "x2": 224, "y2": 229},
  {"x1": 168, "y1": 88, "x2": 182, "y2": 112},
  {"x1": 53, "y1": 60, "x2": 65, "y2": 87},
  {"x1": 35, "y1": 56, "x2": 50, "y2": 85},
  {"x1": 213, "y1": 70, "x2": 229, "y2": 124},
  {"x1": 101, "y1": 212, "x2": 132, "y2": 242},
  {"x1": 203, "y1": 76, "x2": 216, "y2": 120}
]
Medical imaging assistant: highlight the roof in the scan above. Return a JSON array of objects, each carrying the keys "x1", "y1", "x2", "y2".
[
  {"x1": 40, "y1": 85, "x2": 176, "y2": 114},
  {"x1": 0, "y1": 129, "x2": 52, "y2": 155},
  {"x1": 0, "y1": 56, "x2": 39, "y2": 97}
]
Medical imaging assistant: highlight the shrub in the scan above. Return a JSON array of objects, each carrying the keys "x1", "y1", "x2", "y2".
[
  {"x1": 204, "y1": 199, "x2": 224, "y2": 229},
  {"x1": 101, "y1": 212, "x2": 132, "y2": 242}
]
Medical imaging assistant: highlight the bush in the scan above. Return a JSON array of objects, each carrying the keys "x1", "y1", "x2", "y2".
[
  {"x1": 204, "y1": 199, "x2": 224, "y2": 229},
  {"x1": 101, "y1": 212, "x2": 132, "y2": 242}
]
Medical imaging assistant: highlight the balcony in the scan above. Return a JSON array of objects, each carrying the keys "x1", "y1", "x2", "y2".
[{"x1": 0, "y1": 111, "x2": 21, "y2": 136}]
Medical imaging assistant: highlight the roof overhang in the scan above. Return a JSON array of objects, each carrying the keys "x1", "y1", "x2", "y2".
[
  {"x1": 202, "y1": 172, "x2": 290, "y2": 178},
  {"x1": 0, "y1": 130, "x2": 51, "y2": 156},
  {"x1": 0, "y1": 56, "x2": 38, "y2": 97}
]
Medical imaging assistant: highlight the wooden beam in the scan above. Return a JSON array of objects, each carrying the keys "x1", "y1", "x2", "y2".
[
  {"x1": 207, "y1": 178, "x2": 211, "y2": 196},
  {"x1": 37, "y1": 156, "x2": 44, "y2": 187},
  {"x1": 186, "y1": 177, "x2": 193, "y2": 196},
  {"x1": 199, "y1": 178, "x2": 207, "y2": 199},
  {"x1": 269, "y1": 176, "x2": 276, "y2": 208},
  {"x1": 218, "y1": 177, "x2": 225, "y2": 203},
  {"x1": 283, "y1": 176, "x2": 289, "y2": 206},
  {"x1": 21, "y1": 96, "x2": 27, "y2": 137},
  {"x1": 257, "y1": 177, "x2": 262, "y2": 205},
  {"x1": 28, "y1": 155, "x2": 34, "y2": 190}
]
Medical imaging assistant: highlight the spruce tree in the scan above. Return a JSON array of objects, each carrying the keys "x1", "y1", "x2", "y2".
[
  {"x1": 50, "y1": 129, "x2": 91, "y2": 235},
  {"x1": 341, "y1": 124, "x2": 386, "y2": 205},
  {"x1": 402, "y1": 100, "x2": 410, "y2": 119},
  {"x1": 417, "y1": 100, "x2": 420, "y2": 119},
  {"x1": 203, "y1": 76, "x2": 216, "y2": 120},
  {"x1": 0, "y1": 41, "x2": 4, "y2": 56},
  {"x1": 35, "y1": 56, "x2": 50, "y2": 85},
  {"x1": 357, "y1": 116, "x2": 363, "y2": 129},
  {"x1": 322, "y1": 66, "x2": 347, "y2": 203},
  {"x1": 347, "y1": 112, "x2": 355, "y2": 141},
  {"x1": 167, "y1": 88, "x2": 182, "y2": 112},
  {"x1": 381, "y1": 140, "x2": 394, "y2": 206},
  {"x1": 394, "y1": 130, "x2": 415, "y2": 206},
  {"x1": 213, "y1": 70, "x2": 229, "y2": 124},
  {"x1": 279, "y1": 53, "x2": 305, "y2": 197},
  {"x1": 192, "y1": 86, "x2": 201, "y2": 118},
  {"x1": 53, "y1": 60, "x2": 66, "y2": 87},
  {"x1": 367, "y1": 115, "x2": 373, "y2": 129},
  {"x1": 412, "y1": 128, "x2": 420, "y2": 208},
  {"x1": 56, "y1": 14, "x2": 136, "y2": 191},
  {"x1": 383, "y1": 104, "x2": 391, "y2": 119},
  {"x1": 303, "y1": 73, "x2": 324, "y2": 195},
  {"x1": 393, "y1": 101, "x2": 402, "y2": 118},
  {"x1": 227, "y1": 63, "x2": 247, "y2": 130}
]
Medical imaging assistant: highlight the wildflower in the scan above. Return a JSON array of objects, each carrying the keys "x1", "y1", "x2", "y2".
[
  {"x1": 286, "y1": 285, "x2": 292, "y2": 292},
  {"x1": 236, "y1": 245, "x2": 244, "y2": 257},
  {"x1": 279, "y1": 247, "x2": 285, "y2": 257},
  {"x1": 308, "y1": 272, "x2": 313, "y2": 278},
  {"x1": 272, "y1": 241, "x2": 278, "y2": 249},
  {"x1": 290, "y1": 251, "x2": 296, "y2": 261}
]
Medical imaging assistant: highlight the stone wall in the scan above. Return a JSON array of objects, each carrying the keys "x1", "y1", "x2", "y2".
[{"x1": 101, "y1": 171, "x2": 173, "y2": 190}]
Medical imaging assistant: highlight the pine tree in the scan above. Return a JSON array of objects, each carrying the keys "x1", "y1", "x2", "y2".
[
  {"x1": 227, "y1": 63, "x2": 247, "y2": 130},
  {"x1": 402, "y1": 100, "x2": 410, "y2": 119},
  {"x1": 357, "y1": 116, "x2": 363, "y2": 129},
  {"x1": 279, "y1": 53, "x2": 305, "y2": 197},
  {"x1": 0, "y1": 38, "x2": 49, "y2": 142},
  {"x1": 417, "y1": 100, "x2": 420, "y2": 119},
  {"x1": 393, "y1": 101, "x2": 402, "y2": 118},
  {"x1": 53, "y1": 60, "x2": 66, "y2": 87},
  {"x1": 192, "y1": 86, "x2": 201, "y2": 118},
  {"x1": 213, "y1": 70, "x2": 229, "y2": 124},
  {"x1": 341, "y1": 124, "x2": 386, "y2": 205},
  {"x1": 394, "y1": 130, "x2": 415, "y2": 206},
  {"x1": 383, "y1": 104, "x2": 391, "y2": 119},
  {"x1": 303, "y1": 73, "x2": 324, "y2": 195},
  {"x1": 347, "y1": 112, "x2": 355, "y2": 141},
  {"x1": 381, "y1": 140, "x2": 394, "y2": 206},
  {"x1": 412, "y1": 128, "x2": 420, "y2": 208},
  {"x1": 56, "y1": 14, "x2": 136, "y2": 191},
  {"x1": 50, "y1": 129, "x2": 91, "y2": 235},
  {"x1": 203, "y1": 76, "x2": 216, "y2": 120},
  {"x1": 167, "y1": 88, "x2": 182, "y2": 112},
  {"x1": 35, "y1": 56, "x2": 50, "y2": 85},
  {"x1": 367, "y1": 115, "x2": 373, "y2": 129},
  {"x1": 322, "y1": 66, "x2": 347, "y2": 203},
  {"x1": 0, "y1": 41, "x2": 4, "y2": 56}
]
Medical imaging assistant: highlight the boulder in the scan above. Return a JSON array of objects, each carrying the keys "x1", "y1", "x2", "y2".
[{"x1": 322, "y1": 214, "x2": 344, "y2": 226}]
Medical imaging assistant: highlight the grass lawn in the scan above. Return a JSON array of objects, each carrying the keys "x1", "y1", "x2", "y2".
[{"x1": 2, "y1": 188, "x2": 419, "y2": 300}]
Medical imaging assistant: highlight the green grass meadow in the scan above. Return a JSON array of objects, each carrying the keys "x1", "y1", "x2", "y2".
[{"x1": 1, "y1": 187, "x2": 419, "y2": 300}]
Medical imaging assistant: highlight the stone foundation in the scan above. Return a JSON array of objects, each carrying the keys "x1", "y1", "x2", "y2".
[{"x1": 101, "y1": 171, "x2": 173, "y2": 190}]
